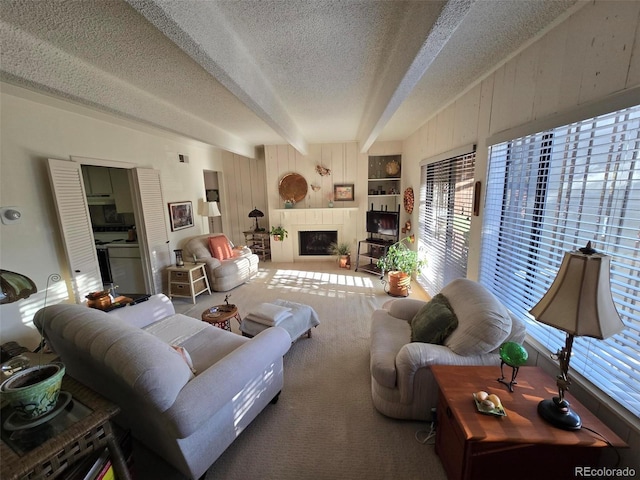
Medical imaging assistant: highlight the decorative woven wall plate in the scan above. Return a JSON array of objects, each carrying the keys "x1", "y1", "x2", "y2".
[{"x1": 279, "y1": 173, "x2": 308, "y2": 203}]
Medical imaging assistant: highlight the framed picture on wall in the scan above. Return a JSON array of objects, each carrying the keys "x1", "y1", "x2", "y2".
[
  {"x1": 206, "y1": 189, "x2": 220, "y2": 203},
  {"x1": 168, "y1": 201, "x2": 194, "y2": 231},
  {"x1": 334, "y1": 184, "x2": 355, "y2": 201}
]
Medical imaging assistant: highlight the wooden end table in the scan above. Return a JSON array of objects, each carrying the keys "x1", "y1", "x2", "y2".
[
  {"x1": 431, "y1": 365, "x2": 627, "y2": 480},
  {"x1": 1, "y1": 375, "x2": 132, "y2": 480},
  {"x1": 167, "y1": 263, "x2": 211, "y2": 304},
  {"x1": 201, "y1": 304, "x2": 242, "y2": 331}
]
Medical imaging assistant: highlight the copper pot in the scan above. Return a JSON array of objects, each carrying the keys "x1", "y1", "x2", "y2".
[{"x1": 86, "y1": 291, "x2": 111, "y2": 309}]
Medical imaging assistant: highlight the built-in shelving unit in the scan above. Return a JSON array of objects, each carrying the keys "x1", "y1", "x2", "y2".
[
  {"x1": 367, "y1": 155, "x2": 401, "y2": 212},
  {"x1": 356, "y1": 154, "x2": 402, "y2": 275}
]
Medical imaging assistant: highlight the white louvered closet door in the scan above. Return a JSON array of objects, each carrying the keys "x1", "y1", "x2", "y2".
[
  {"x1": 132, "y1": 168, "x2": 170, "y2": 294},
  {"x1": 47, "y1": 159, "x2": 102, "y2": 302}
]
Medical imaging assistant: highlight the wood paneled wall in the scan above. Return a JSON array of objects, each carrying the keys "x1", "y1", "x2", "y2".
[
  {"x1": 403, "y1": 0, "x2": 640, "y2": 281},
  {"x1": 220, "y1": 150, "x2": 268, "y2": 246}
]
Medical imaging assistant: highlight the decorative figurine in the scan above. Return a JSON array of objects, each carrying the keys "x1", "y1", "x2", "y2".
[{"x1": 497, "y1": 341, "x2": 528, "y2": 392}]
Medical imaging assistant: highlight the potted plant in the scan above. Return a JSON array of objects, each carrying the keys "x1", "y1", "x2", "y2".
[
  {"x1": 376, "y1": 235, "x2": 426, "y2": 297},
  {"x1": 329, "y1": 241, "x2": 351, "y2": 268},
  {"x1": 270, "y1": 226, "x2": 288, "y2": 241}
]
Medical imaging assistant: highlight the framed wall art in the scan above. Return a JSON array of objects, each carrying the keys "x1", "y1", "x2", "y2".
[
  {"x1": 333, "y1": 184, "x2": 354, "y2": 202},
  {"x1": 206, "y1": 189, "x2": 220, "y2": 203},
  {"x1": 168, "y1": 201, "x2": 194, "y2": 231}
]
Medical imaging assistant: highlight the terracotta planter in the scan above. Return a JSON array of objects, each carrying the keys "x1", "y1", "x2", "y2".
[
  {"x1": 339, "y1": 255, "x2": 349, "y2": 268},
  {"x1": 273, "y1": 235, "x2": 282, "y2": 242},
  {"x1": 387, "y1": 271, "x2": 411, "y2": 297}
]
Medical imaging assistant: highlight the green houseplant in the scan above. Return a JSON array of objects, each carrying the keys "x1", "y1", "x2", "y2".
[
  {"x1": 376, "y1": 235, "x2": 426, "y2": 296},
  {"x1": 270, "y1": 226, "x2": 288, "y2": 241},
  {"x1": 329, "y1": 241, "x2": 351, "y2": 268}
]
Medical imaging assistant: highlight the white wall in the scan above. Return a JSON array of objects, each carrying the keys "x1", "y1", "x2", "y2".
[
  {"x1": 402, "y1": 0, "x2": 640, "y2": 467},
  {"x1": 0, "y1": 84, "x2": 224, "y2": 349}
]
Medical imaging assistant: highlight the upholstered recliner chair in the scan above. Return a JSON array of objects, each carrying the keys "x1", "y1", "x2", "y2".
[
  {"x1": 370, "y1": 278, "x2": 526, "y2": 420},
  {"x1": 183, "y1": 234, "x2": 259, "y2": 291}
]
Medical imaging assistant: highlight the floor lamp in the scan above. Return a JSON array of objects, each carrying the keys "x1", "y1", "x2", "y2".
[
  {"x1": 201, "y1": 201, "x2": 221, "y2": 233},
  {"x1": 529, "y1": 242, "x2": 625, "y2": 430}
]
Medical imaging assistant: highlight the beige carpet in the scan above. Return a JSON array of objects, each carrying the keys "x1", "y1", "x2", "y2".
[{"x1": 165, "y1": 261, "x2": 446, "y2": 480}]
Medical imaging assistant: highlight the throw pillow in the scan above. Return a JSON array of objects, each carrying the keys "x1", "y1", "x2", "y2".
[
  {"x1": 208, "y1": 236, "x2": 234, "y2": 260},
  {"x1": 171, "y1": 345, "x2": 197, "y2": 376},
  {"x1": 410, "y1": 294, "x2": 458, "y2": 344}
]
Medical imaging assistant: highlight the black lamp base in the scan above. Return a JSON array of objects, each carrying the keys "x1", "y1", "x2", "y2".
[{"x1": 537, "y1": 398, "x2": 582, "y2": 430}]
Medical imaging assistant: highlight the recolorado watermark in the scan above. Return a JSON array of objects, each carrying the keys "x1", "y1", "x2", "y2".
[{"x1": 575, "y1": 466, "x2": 636, "y2": 477}]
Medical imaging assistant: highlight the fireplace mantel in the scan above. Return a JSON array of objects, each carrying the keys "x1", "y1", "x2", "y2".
[{"x1": 272, "y1": 208, "x2": 359, "y2": 213}]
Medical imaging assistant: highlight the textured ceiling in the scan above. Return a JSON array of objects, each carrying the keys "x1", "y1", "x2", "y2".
[{"x1": 0, "y1": 0, "x2": 579, "y2": 157}]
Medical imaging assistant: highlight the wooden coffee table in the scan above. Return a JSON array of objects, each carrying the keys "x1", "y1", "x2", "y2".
[
  {"x1": 201, "y1": 304, "x2": 242, "y2": 331},
  {"x1": 431, "y1": 365, "x2": 627, "y2": 480}
]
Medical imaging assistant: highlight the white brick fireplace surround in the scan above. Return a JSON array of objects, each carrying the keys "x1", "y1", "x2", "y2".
[{"x1": 269, "y1": 208, "x2": 359, "y2": 262}]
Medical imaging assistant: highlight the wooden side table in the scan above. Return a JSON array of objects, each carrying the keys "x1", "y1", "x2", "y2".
[
  {"x1": 243, "y1": 231, "x2": 271, "y2": 261},
  {"x1": 201, "y1": 304, "x2": 242, "y2": 331},
  {"x1": 1, "y1": 375, "x2": 132, "y2": 480},
  {"x1": 431, "y1": 365, "x2": 627, "y2": 480},
  {"x1": 167, "y1": 263, "x2": 211, "y2": 304}
]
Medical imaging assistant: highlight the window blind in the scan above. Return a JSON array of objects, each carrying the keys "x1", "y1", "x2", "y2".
[
  {"x1": 480, "y1": 106, "x2": 640, "y2": 417},
  {"x1": 419, "y1": 152, "x2": 475, "y2": 295}
]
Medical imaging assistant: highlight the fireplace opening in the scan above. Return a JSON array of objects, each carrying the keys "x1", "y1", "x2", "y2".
[{"x1": 299, "y1": 230, "x2": 337, "y2": 256}]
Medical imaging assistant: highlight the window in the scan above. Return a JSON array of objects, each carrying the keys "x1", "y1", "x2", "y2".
[
  {"x1": 419, "y1": 151, "x2": 475, "y2": 295},
  {"x1": 480, "y1": 106, "x2": 640, "y2": 417}
]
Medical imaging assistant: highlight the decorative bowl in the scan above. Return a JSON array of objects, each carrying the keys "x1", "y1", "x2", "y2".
[
  {"x1": 385, "y1": 160, "x2": 400, "y2": 176},
  {"x1": 0, "y1": 362, "x2": 65, "y2": 419}
]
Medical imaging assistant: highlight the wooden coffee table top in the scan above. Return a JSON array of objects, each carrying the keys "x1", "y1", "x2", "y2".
[
  {"x1": 431, "y1": 365, "x2": 627, "y2": 448},
  {"x1": 201, "y1": 304, "x2": 238, "y2": 324}
]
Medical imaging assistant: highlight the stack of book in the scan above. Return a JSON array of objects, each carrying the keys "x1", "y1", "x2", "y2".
[{"x1": 65, "y1": 429, "x2": 132, "y2": 480}]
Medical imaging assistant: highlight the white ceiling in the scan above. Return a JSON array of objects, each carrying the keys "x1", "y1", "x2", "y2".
[{"x1": 0, "y1": 0, "x2": 579, "y2": 157}]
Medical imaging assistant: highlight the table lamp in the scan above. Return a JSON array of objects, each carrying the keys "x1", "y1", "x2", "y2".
[
  {"x1": 0, "y1": 269, "x2": 37, "y2": 304},
  {"x1": 529, "y1": 242, "x2": 625, "y2": 430},
  {"x1": 248, "y1": 207, "x2": 264, "y2": 231}
]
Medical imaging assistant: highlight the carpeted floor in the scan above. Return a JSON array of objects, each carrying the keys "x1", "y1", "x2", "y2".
[{"x1": 135, "y1": 261, "x2": 446, "y2": 480}]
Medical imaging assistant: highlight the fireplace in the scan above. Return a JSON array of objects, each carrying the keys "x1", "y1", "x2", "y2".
[{"x1": 298, "y1": 230, "x2": 337, "y2": 256}]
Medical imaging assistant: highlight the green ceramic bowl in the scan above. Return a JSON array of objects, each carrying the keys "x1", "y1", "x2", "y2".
[{"x1": 0, "y1": 362, "x2": 65, "y2": 419}]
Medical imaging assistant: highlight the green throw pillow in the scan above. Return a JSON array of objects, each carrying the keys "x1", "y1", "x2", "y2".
[{"x1": 411, "y1": 294, "x2": 459, "y2": 344}]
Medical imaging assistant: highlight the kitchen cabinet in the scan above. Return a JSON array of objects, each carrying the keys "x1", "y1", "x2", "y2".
[
  {"x1": 110, "y1": 168, "x2": 134, "y2": 213},
  {"x1": 83, "y1": 166, "x2": 113, "y2": 195},
  {"x1": 108, "y1": 245, "x2": 145, "y2": 293}
]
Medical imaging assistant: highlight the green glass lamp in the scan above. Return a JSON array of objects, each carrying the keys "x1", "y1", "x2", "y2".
[{"x1": 497, "y1": 341, "x2": 528, "y2": 392}]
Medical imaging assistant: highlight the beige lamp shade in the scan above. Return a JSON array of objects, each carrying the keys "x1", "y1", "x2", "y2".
[
  {"x1": 529, "y1": 249, "x2": 625, "y2": 339},
  {"x1": 205, "y1": 201, "x2": 221, "y2": 217},
  {"x1": 0, "y1": 270, "x2": 37, "y2": 304}
]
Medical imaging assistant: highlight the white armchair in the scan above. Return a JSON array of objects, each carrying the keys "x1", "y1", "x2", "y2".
[{"x1": 370, "y1": 278, "x2": 526, "y2": 420}]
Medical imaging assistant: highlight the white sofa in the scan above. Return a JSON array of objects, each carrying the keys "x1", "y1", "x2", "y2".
[
  {"x1": 35, "y1": 294, "x2": 290, "y2": 479},
  {"x1": 370, "y1": 278, "x2": 526, "y2": 421},
  {"x1": 183, "y1": 234, "x2": 259, "y2": 291}
]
